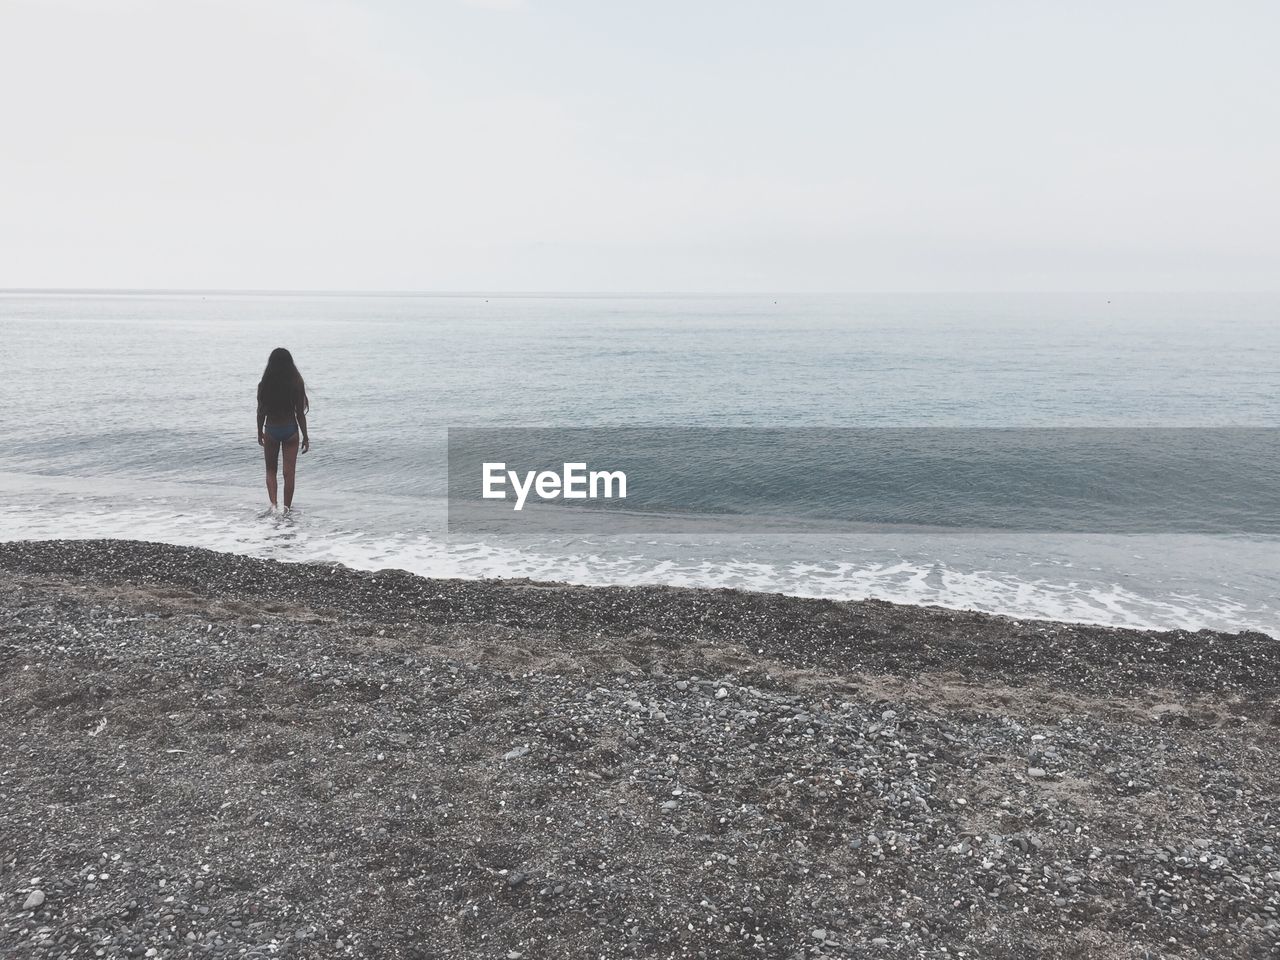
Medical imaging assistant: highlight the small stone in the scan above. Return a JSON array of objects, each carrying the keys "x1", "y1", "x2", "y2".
[
  {"x1": 23, "y1": 890, "x2": 45, "y2": 910},
  {"x1": 1028, "y1": 767, "x2": 1047, "y2": 778},
  {"x1": 502, "y1": 746, "x2": 530, "y2": 761},
  {"x1": 715, "y1": 687, "x2": 728, "y2": 699}
]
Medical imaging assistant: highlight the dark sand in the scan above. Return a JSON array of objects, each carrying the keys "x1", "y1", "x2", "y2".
[{"x1": 1, "y1": 539, "x2": 1277, "y2": 959}]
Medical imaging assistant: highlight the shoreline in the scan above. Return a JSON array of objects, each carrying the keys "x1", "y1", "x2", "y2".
[
  {"x1": 2, "y1": 538, "x2": 1274, "y2": 697},
  {"x1": 3, "y1": 482, "x2": 1272, "y2": 637},
  {"x1": 3, "y1": 539, "x2": 1278, "y2": 958}
]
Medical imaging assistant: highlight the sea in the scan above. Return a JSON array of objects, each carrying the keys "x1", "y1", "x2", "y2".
[{"x1": 2, "y1": 291, "x2": 1276, "y2": 635}]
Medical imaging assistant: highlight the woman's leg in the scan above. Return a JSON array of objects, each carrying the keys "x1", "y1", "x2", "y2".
[
  {"x1": 281, "y1": 435, "x2": 300, "y2": 508},
  {"x1": 263, "y1": 436, "x2": 281, "y2": 506}
]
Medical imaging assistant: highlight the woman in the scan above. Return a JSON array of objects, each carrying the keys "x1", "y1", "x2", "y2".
[{"x1": 256, "y1": 347, "x2": 311, "y2": 512}]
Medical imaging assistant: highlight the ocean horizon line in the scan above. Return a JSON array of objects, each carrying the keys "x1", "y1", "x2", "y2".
[{"x1": 3, "y1": 287, "x2": 1279, "y2": 298}]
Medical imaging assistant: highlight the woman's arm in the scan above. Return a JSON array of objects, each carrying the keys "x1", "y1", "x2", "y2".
[
  {"x1": 291, "y1": 384, "x2": 310, "y2": 453},
  {"x1": 256, "y1": 397, "x2": 266, "y2": 446}
]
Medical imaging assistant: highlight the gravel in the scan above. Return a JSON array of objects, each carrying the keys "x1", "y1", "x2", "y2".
[{"x1": 0, "y1": 538, "x2": 1277, "y2": 959}]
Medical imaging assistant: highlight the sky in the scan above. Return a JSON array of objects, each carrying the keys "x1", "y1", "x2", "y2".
[{"x1": 1, "y1": 0, "x2": 1277, "y2": 292}]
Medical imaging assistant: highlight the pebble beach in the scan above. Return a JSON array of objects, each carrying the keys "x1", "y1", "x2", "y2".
[{"x1": 2, "y1": 539, "x2": 1278, "y2": 959}]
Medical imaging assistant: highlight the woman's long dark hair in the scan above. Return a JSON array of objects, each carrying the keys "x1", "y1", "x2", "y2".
[{"x1": 258, "y1": 347, "x2": 309, "y2": 416}]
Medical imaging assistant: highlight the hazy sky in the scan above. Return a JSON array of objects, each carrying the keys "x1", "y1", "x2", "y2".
[{"x1": 2, "y1": 0, "x2": 1277, "y2": 291}]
